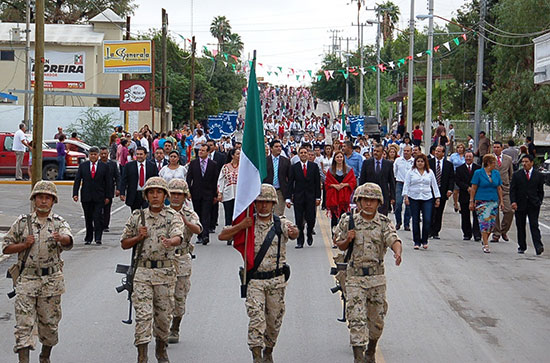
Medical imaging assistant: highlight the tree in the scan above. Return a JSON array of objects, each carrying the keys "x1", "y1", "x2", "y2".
[
  {"x1": 377, "y1": 1, "x2": 400, "y2": 43},
  {"x1": 0, "y1": 0, "x2": 136, "y2": 24},
  {"x1": 66, "y1": 108, "x2": 115, "y2": 147},
  {"x1": 312, "y1": 54, "x2": 347, "y2": 101},
  {"x1": 210, "y1": 15, "x2": 232, "y2": 53},
  {"x1": 225, "y1": 33, "x2": 244, "y2": 58}
]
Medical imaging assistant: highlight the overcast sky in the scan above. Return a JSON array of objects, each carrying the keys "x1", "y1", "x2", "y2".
[{"x1": 131, "y1": 0, "x2": 469, "y2": 85}]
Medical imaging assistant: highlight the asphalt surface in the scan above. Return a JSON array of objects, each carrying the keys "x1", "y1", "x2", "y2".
[{"x1": 0, "y1": 184, "x2": 549, "y2": 362}]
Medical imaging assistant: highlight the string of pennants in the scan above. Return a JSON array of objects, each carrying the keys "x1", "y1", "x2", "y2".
[{"x1": 174, "y1": 31, "x2": 473, "y2": 81}]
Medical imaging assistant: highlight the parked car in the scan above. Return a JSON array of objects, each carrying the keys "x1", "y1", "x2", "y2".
[
  {"x1": 363, "y1": 116, "x2": 381, "y2": 142},
  {"x1": 44, "y1": 139, "x2": 91, "y2": 157},
  {"x1": 540, "y1": 159, "x2": 550, "y2": 186},
  {"x1": 0, "y1": 132, "x2": 86, "y2": 180}
]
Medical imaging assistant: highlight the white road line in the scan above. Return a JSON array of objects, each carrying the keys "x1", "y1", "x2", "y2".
[
  {"x1": 75, "y1": 204, "x2": 127, "y2": 236},
  {"x1": 539, "y1": 221, "x2": 550, "y2": 231}
]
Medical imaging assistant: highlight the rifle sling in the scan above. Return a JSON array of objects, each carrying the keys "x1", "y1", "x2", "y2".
[
  {"x1": 344, "y1": 211, "x2": 354, "y2": 263},
  {"x1": 247, "y1": 216, "x2": 282, "y2": 283},
  {"x1": 18, "y1": 214, "x2": 33, "y2": 275}
]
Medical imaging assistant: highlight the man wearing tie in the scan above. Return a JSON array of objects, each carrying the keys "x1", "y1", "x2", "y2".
[
  {"x1": 73, "y1": 147, "x2": 111, "y2": 244},
  {"x1": 359, "y1": 145, "x2": 396, "y2": 216},
  {"x1": 119, "y1": 147, "x2": 158, "y2": 211},
  {"x1": 187, "y1": 144, "x2": 218, "y2": 245},
  {"x1": 207, "y1": 139, "x2": 227, "y2": 233},
  {"x1": 491, "y1": 141, "x2": 514, "y2": 242},
  {"x1": 510, "y1": 154, "x2": 545, "y2": 255},
  {"x1": 154, "y1": 148, "x2": 168, "y2": 172},
  {"x1": 455, "y1": 151, "x2": 482, "y2": 241},
  {"x1": 428, "y1": 145, "x2": 455, "y2": 239},
  {"x1": 263, "y1": 139, "x2": 291, "y2": 216},
  {"x1": 99, "y1": 147, "x2": 120, "y2": 232},
  {"x1": 286, "y1": 146, "x2": 321, "y2": 248}
]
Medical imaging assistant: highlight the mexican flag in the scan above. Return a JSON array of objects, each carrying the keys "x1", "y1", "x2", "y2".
[{"x1": 232, "y1": 56, "x2": 267, "y2": 270}]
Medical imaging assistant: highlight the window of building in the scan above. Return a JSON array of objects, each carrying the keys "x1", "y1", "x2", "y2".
[{"x1": 0, "y1": 50, "x2": 15, "y2": 61}]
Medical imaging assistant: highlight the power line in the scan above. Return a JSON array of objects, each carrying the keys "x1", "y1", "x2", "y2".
[{"x1": 483, "y1": 21, "x2": 550, "y2": 37}]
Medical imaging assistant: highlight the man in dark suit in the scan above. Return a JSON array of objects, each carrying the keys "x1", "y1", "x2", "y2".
[
  {"x1": 359, "y1": 144, "x2": 396, "y2": 216},
  {"x1": 428, "y1": 145, "x2": 454, "y2": 239},
  {"x1": 510, "y1": 154, "x2": 545, "y2": 255},
  {"x1": 99, "y1": 146, "x2": 120, "y2": 232},
  {"x1": 263, "y1": 139, "x2": 291, "y2": 217},
  {"x1": 286, "y1": 145, "x2": 321, "y2": 248},
  {"x1": 207, "y1": 139, "x2": 227, "y2": 233},
  {"x1": 119, "y1": 147, "x2": 158, "y2": 211},
  {"x1": 455, "y1": 151, "x2": 481, "y2": 241},
  {"x1": 72, "y1": 146, "x2": 111, "y2": 244},
  {"x1": 153, "y1": 147, "x2": 168, "y2": 172},
  {"x1": 187, "y1": 144, "x2": 218, "y2": 245}
]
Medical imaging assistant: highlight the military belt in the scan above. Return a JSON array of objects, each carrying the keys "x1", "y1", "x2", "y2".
[
  {"x1": 22, "y1": 265, "x2": 61, "y2": 277},
  {"x1": 348, "y1": 265, "x2": 381, "y2": 277},
  {"x1": 249, "y1": 269, "x2": 284, "y2": 280},
  {"x1": 175, "y1": 247, "x2": 190, "y2": 256},
  {"x1": 137, "y1": 260, "x2": 173, "y2": 269}
]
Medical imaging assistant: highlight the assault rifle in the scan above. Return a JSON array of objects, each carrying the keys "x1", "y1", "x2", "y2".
[
  {"x1": 330, "y1": 262, "x2": 348, "y2": 322},
  {"x1": 115, "y1": 208, "x2": 145, "y2": 324}
]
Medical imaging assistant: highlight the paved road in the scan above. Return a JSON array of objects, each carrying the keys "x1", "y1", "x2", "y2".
[{"x1": 0, "y1": 184, "x2": 549, "y2": 362}]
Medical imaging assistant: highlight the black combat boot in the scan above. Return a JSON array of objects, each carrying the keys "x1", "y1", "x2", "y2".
[
  {"x1": 263, "y1": 346, "x2": 273, "y2": 363},
  {"x1": 18, "y1": 347, "x2": 30, "y2": 363},
  {"x1": 39, "y1": 345, "x2": 52, "y2": 363},
  {"x1": 167, "y1": 316, "x2": 182, "y2": 344},
  {"x1": 155, "y1": 339, "x2": 170, "y2": 363},
  {"x1": 366, "y1": 338, "x2": 378, "y2": 363},
  {"x1": 250, "y1": 347, "x2": 262, "y2": 363},
  {"x1": 137, "y1": 343, "x2": 148, "y2": 363},
  {"x1": 352, "y1": 346, "x2": 365, "y2": 363}
]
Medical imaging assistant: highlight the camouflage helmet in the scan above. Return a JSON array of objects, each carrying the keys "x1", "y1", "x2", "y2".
[
  {"x1": 29, "y1": 181, "x2": 58, "y2": 203},
  {"x1": 255, "y1": 184, "x2": 278, "y2": 204},
  {"x1": 353, "y1": 182, "x2": 384, "y2": 204},
  {"x1": 143, "y1": 177, "x2": 170, "y2": 198},
  {"x1": 167, "y1": 178, "x2": 190, "y2": 196}
]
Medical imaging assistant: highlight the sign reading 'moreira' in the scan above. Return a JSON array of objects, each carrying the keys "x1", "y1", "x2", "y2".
[
  {"x1": 30, "y1": 51, "x2": 85, "y2": 89},
  {"x1": 103, "y1": 40, "x2": 152, "y2": 74}
]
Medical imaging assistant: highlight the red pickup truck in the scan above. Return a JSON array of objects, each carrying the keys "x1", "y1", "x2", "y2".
[{"x1": 0, "y1": 132, "x2": 86, "y2": 180}]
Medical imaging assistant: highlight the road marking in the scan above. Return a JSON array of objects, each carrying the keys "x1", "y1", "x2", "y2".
[
  {"x1": 539, "y1": 221, "x2": 550, "y2": 231},
  {"x1": 317, "y1": 211, "x2": 386, "y2": 363},
  {"x1": 75, "y1": 204, "x2": 127, "y2": 236}
]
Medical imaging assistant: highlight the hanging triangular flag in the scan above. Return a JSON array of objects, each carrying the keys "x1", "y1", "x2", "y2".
[
  {"x1": 307, "y1": 70, "x2": 312, "y2": 77},
  {"x1": 377, "y1": 64, "x2": 386, "y2": 72},
  {"x1": 398, "y1": 58, "x2": 406, "y2": 65},
  {"x1": 203, "y1": 46, "x2": 209, "y2": 53},
  {"x1": 351, "y1": 71, "x2": 359, "y2": 76},
  {"x1": 416, "y1": 52, "x2": 423, "y2": 58},
  {"x1": 277, "y1": 66, "x2": 283, "y2": 72},
  {"x1": 231, "y1": 64, "x2": 236, "y2": 71},
  {"x1": 370, "y1": 66, "x2": 376, "y2": 72},
  {"x1": 231, "y1": 54, "x2": 239, "y2": 62},
  {"x1": 434, "y1": 45, "x2": 440, "y2": 52},
  {"x1": 453, "y1": 38, "x2": 460, "y2": 46},
  {"x1": 258, "y1": 63, "x2": 263, "y2": 67},
  {"x1": 213, "y1": 50, "x2": 218, "y2": 57},
  {"x1": 267, "y1": 71, "x2": 272, "y2": 76},
  {"x1": 388, "y1": 61, "x2": 395, "y2": 69},
  {"x1": 407, "y1": 55, "x2": 413, "y2": 60},
  {"x1": 443, "y1": 42, "x2": 451, "y2": 51},
  {"x1": 274, "y1": 72, "x2": 278, "y2": 76},
  {"x1": 426, "y1": 50, "x2": 432, "y2": 56},
  {"x1": 324, "y1": 70, "x2": 330, "y2": 81},
  {"x1": 343, "y1": 71, "x2": 349, "y2": 79},
  {"x1": 462, "y1": 33, "x2": 467, "y2": 41},
  {"x1": 359, "y1": 67, "x2": 366, "y2": 75},
  {"x1": 290, "y1": 68, "x2": 295, "y2": 74},
  {"x1": 211, "y1": 57, "x2": 215, "y2": 62},
  {"x1": 348, "y1": 67, "x2": 356, "y2": 72},
  {"x1": 248, "y1": 60, "x2": 253, "y2": 68},
  {"x1": 296, "y1": 75, "x2": 300, "y2": 81},
  {"x1": 317, "y1": 75, "x2": 322, "y2": 81},
  {"x1": 223, "y1": 53, "x2": 229, "y2": 61},
  {"x1": 328, "y1": 70, "x2": 335, "y2": 79}
]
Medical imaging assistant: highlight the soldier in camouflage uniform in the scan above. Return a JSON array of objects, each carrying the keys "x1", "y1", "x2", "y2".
[
  {"x1": 219, "y1": 184, "x2": 299, "y2": 363},
  {"x1": 166, "y1": 179, "x2": 202, "y2": 344},
  {"x1": 120, "y1": 177, "x2": 184, "y2": 363},
  {"x1": 333, "y1": 183, "x2": 402, "y2": 363},
  {"x1": 3, "y1": 181, "x2": 73, "y2": 363}
]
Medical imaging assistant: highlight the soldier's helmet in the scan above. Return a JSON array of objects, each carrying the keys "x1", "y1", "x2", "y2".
[
  {"x1": 143, "y1": 177, "x2": 170, "y2": 198},
  {"x1": 29, "y1": 181, "x2": 58, "y2": 203},
  {"x1": 167, "y1": 178, "x2": 190, "y2": 196},
  {"x1": 255, "y1": 184, "x2": 278, "y2": 204},
  {"x1": 353, "y1": 182, "x2": 384, "y2": 204}
]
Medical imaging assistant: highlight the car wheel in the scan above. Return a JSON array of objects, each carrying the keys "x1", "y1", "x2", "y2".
[{"x1": 42, "y1": 163, "x2": 58, "y2": 181}]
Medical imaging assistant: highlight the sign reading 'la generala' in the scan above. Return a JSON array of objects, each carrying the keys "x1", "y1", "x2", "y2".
[{"x1": 103, "y1": 40, "x2": 152, "y2": 74}]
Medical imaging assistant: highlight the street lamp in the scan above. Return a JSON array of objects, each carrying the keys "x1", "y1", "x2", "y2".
[
  {"x1": 416, "y1": 0, "x2": 434, "y2": 154},
  {"x1": 406, "y1": 0, "x2": 415, "y2": 138}
]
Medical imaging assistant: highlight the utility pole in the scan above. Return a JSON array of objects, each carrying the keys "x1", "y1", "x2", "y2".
[
  {"x1": 352, "y1": 23, "x2": 367, "y2": 115},
  {"x1": 160, "y1": 9, "x2": 168, "y2": 132},
  {"x1": 376, "y1": 13, "x2": 381, "y2": 128},
  {"x1": 339, "y1": 37, "x2": 356, "y2": 114},
  {"x1": 474, "y1": 0, "x2": 486, "y2": 150},
  {"x1": 24, "y1": 0, "x2": 31, "y2": 130},
  {"x1": 31, "y1": 0, "x2": 44, "y2": 187},
  {"x1": 151, "y1": 40, "x2": 156, "y2": 132},
  {"x1": 423, "y1": 0, "x2": 434, "y2": 153},
  {"x1": 406, "y1": 0, "x2": 415, "y2": 137},
  {"x1": 123, "y1": 16, "x2": 130, "y2": 131},
  {"x1": 190, "y1": 36, "x2": 196, "y2": 127}
]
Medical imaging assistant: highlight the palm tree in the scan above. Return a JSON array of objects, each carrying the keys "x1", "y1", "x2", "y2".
[
  {"x1": 210, "y1": 16, "x2": 232, "y2": 53},
  {"x1": 225, "y1": 33, "x2": 244, "y2": 58},
  {"x1": 376, "y1": 2, "x2": 400, "y2": 43}
]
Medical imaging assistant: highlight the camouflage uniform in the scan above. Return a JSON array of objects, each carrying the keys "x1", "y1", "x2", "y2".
[
  {"x1": 173, "y1": 203, "x2": 201, "y2": 317},
  {"x1": 121, "y1": 184, "x2": 184, "y2": 347},
  {"x1": 246, "y1": 185, "x2": 296, "y2": 351},
  {"x1": 3, "y1": 182, "x2": 73, "y2": 354},
  {"x1": 333, "y1": 183, "x2": 400, "y2": 349}
]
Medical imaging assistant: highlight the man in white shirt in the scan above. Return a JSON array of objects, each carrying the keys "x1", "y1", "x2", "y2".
[
  {"x1": 139, "y1": 132, "x2": 150, "y2": 153},
  {"x1": 393, "y1": 145, "x2": 414, "y2": 230},
  {"x1": 13, "y1": 123, "x2": 30, "y2": 180}
]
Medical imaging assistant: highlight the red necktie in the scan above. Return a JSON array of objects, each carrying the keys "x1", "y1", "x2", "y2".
[
  {"x1": 158, "y1": 162, "x2": 162, "y2": 171},
  {"x1": 139, "y1": 163, "x2": 145, "y2": 187},
  {"x1": 526, "y1": 170, "x2": 530, "y2": 181},
  {"x1": 303, "y1": 163, "x2": 307, "y2": 178},
  {"x1": 497, "y1": 156, "x2": 501, "y2": 167},
  {"x1": 91, "y1": 163, "x2": 96, "y2": 179}
]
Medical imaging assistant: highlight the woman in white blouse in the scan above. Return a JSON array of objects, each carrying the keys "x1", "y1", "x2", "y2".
[
  {"x1": 403, "y1": 153, "x2": 441, "y2": 249},
  {"x1": 159, "y1": 151, "x2": 187, "y2": 182},
  {"x1": 217, "y1": 148, "x2": 240, "y2": 244}
]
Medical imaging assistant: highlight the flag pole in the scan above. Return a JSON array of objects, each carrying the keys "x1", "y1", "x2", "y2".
[{"x1": 241, "y1": 50, "x2": 257, "y2": 298}]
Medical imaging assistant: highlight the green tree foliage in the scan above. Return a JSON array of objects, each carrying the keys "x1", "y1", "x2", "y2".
[
  {"x1": 0, "y1": 0, "x2": 136, "y2": 23},
  {"x1": 312, "y1": 54, "x2": 347, "y2": 101},
  {"x1": 376, "y1": 1, "x2": 400, "y2": 43},
  {"x1": 66, "y1": 108, "x2": 115, "y2": 147},
  {"x1": 210, "y1": 15, "x2": 232, "y2": 53},
  {"x1": 487, "y1": 0, "x2": 550, "y2": 134}
]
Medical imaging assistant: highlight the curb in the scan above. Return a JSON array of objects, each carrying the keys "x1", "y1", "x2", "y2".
[{"x1": 0, "y1": 180, "x2": 74, "y2": 185}]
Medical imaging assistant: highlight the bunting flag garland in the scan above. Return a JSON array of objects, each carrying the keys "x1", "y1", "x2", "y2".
[
  {"x1": 328, "y1": 70, "x2": 334, "y2": 79},
  {"x1": 443, "y1": 42, "x2": 451, "y2": 51},
  {"x1": 416, "y1": 52, "x2": 423, "y2": 58},
  {"x1": 462, "y1": 33, "x2": 467, "y2": 41},
  {"x1": 425, "y1": 50, "x2": 432, "y2": 56},
  {"x1": 453, "y1": 37, "x2": 460, "y2": 45},
  {"x1": 308, "y1": 70, "x2": 313, "y2": 77},
  {"x1": 277, "y1": 66, "x2": 283, "y2": 72},
  {"x1": 231, "y1": 54, "x2": 239, "y2": 62},
  {"x1": 267, "y1": 71, "x2": 272, "y2": 76},
  {"x1": 388, "y1": 61, "x2": 395, "y2": 69},
  {"x1": 296, "y1": 75, "x2": 300, "y2": 80},
  {"x1": 223, "y1": 53, "x2": 229, "y2": 61},
  {"x1": 212, "y1": 50, "x2": 218, "y2": 57},
  {"x1": 324, "y1": 70, "x2": 331, "y2": 81},
  {"x1": 317, "y1": 75, "x2": 322, "y2": 81},
  {"x1": 434, "y1": 45, "x2": 440, "y2": 52}
]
